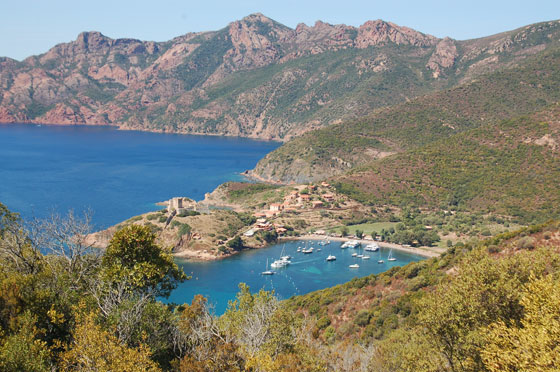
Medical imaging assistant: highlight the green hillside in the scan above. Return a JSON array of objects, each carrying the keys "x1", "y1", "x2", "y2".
[
  {"x1": 253, "y1": 47, "x2": 560, "y2": 182},
  {"x1": 332, "y1": 105, "x2": 560, "y2": 223}
]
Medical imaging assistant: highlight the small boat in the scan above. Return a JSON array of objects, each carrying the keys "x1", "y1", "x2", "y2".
[
  {"x1": 297, "y1": 248, "x2": 301, "y2": 252},
  {"x1": 388, "y1": 249, "x2": 397, "y2": 262},
  {"x1": 302, "y1": 249, "x2": 313, "y2": 254},
  {"x1": 317, "y1": 248, "x2": 322, "y2": 252},
  {"x1": 364, "y1": 243, "x2": 379, "y2": 252},
  {"x1": 281, "y1": 255, "x2": 292, "y2": 261},
  {"x1": 349, "y1": 264, "x2": 360, "y2": 268},
  {"x1": 362, "y1": 255, "x2": 370, "y2": 260},
  {"x1": 262, "y1": 259, "x2": 275, "y2": 275},
  {"x1": 377, "y1": 260, "x2": 384, "y2": 264},
  {"x1": 352, "y1": 253, "x2": 358, "y2": 257},
  {"x1": 326, "y1": 255, "x2": 336, "y2": 261}
]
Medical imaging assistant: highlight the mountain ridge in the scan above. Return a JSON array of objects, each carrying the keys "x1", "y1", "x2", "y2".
[{"x1": 1, "y1": 15, "x2": 559, "y2": 140}]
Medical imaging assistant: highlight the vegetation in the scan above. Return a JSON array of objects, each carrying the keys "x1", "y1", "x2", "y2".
[
  {"x1": 255, "y1": 47, "x2": 560, "y2": 182},
  {"x1": 334, "y1": 105, "x2": 560, "y2": 224}
]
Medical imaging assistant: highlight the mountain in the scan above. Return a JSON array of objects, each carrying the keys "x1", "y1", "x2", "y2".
[
  {"x1": 252, "y1": 46, "x2": 560, "y2": 182},
  {"x1": 334, "y1": 104, "x2": 560, "y2": 222},
  {"x1": 1, "y1": 15, "x2": 559, "y2": 140}
]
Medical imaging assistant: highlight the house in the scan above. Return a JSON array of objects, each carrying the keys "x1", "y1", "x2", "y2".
[
  {"x1": 275, "y1": 227, "x2": 288, "y2": 235},
  {"x1": 312, "y1": 200, "x2": 323, "y2": 209},
  {"x1": 299, "y1": 194, "x2": 311, "y2": 202},
  {"x1": 253, "y1": 212, "x2": 266, "y2": 218},
  {"x1": 321, "y1": 182, "x2": 331, "y2": 187},
  {"x1": 323, "y1": 193, "x2": 335, "y2": 202},
  {"x1": 269, "y1": 203, "x2": 283, "y2": 212}
]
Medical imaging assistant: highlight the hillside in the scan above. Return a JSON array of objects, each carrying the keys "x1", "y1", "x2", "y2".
[
  {"x1": 252, "y1": 46, "x2": 560, "y2": 182},
  {"x1": 332, "y1": 104, "x2": 560, "y2": 223},
  {"x1": 1, "y1": 15, "x2": 559, "y2": 140}
]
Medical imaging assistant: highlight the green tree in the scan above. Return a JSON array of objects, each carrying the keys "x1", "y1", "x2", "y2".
[
  {"x1": 227, "y1": 236, "x2": 244, "y2": 251},
  {"x1": 101, "y1": 225, "x2": 186, "y2": 298}
]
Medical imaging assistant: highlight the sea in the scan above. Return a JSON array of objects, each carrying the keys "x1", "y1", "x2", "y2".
[{"x1": 0, "y1": 124, "x2": 424, "y2": 313}]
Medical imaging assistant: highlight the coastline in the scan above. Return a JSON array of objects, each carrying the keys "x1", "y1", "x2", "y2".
[
  {"x1": 281, "y1": 235, "x2": 443, "y2": 258},
  {"x1": 173, "y1": 233, "x2": 444, "y2": 262}
]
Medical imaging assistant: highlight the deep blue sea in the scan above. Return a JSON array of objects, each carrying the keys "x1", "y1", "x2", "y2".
[
  {"x1": 0, "y1": 124, "x2": 278, "y2": 228},
  {"x1": 0, "y1": 124, "x2": 424, "y2": 313}
]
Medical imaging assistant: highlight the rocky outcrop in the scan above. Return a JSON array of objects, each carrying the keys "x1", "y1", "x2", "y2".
[
  {"x1": 1, "y1": 15, "x2": 558, "y2": 140},
  {"x1": 426, "y1": 37, "x2": 458, "y2": 77}
]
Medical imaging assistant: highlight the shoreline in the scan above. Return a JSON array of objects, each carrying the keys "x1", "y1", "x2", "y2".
[
  {"x1": 173, "y1": 233, "x2": 443, "y2": 262},
  {"x1": 280, "y1": 235, "x2": 443, "y2": 258},
  {"x1": 0, "y1": 121, "x2": 284, "y2": 143}
]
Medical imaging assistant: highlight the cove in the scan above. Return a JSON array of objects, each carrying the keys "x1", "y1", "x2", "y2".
[
  {"x1": 0, "y1": 124, "x2": 279, "y2": 229},
  {"x1": 167, "y1": 240, "x2": 424, "y2": 314}
]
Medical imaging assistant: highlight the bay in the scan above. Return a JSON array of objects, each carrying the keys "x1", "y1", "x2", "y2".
[
  {"x1": 0, "y1": 124, "x2": 279, "y2": 228},
  {"x1": 169, "y1": 240, "x2": 423, "y2": 314},
  {"x1": 0, "y1": 124, "x2": 423, "y2": 313}
]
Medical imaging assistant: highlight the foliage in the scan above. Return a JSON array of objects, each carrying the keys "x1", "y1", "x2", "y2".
[
  {"x1": 481, "y1": 274, "x2": 560, "y2": 372},
  {"x1": 227, "y1": 236, "x2": 244, "y2": 251},
  {"x1": 60, "y1": 311, "x2": 162, "y2": 372},
  {"x1": 101, "y1": 225, "x2": 186, "y2": 297}
]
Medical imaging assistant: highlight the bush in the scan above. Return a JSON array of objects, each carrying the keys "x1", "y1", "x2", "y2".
[
  {"x1": 177, "y1": 223, "x2": 192, "y2": 237},
  {"x1": 227, "y1": 236, "x2": 244, "y2": 251}
]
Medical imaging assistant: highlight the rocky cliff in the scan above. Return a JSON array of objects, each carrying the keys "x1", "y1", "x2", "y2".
[{"x1": 1, "y1": 15, "x2": 559, "y2": 140}]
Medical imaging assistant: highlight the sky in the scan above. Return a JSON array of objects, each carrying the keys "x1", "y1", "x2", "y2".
[{"x1": 1, "y1": 0, "x2": 558, "y2": 61}]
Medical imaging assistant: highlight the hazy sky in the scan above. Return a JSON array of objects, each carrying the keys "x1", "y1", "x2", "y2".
[{"x1": 1, "y1": 0, "x2": 558, "y2": 61}]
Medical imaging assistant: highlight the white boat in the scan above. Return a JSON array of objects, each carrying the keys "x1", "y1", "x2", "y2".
[
  {"x1": 349, "y1": 264, "x2": 360, "y2": 268},
  {"x1": 317, "y1": 248, "x2": 322, "y2": 251},
  {"x1": 352, "y1": 253, "x2": 358, "y2": 257},
  {"x1": 297, "y1": 248, "x2": 301, "y2": 252},
  {"x1": 262, "y1": 259, "x2": 275, "y2": 275},
  {"x1": 342, "y1": 240, "x2": 360, "y2": 249},
  {"x1": 302, "y1": 249, "x2": 313, "y2": 254},
  {"x1": 271, "y1": 247, "x2": 292, "y2": 268},
  {"x1": 362, "y1": 255, "x2": 370, "y2": 260},
  {"x1": 270, "y1": 259, "x2": 289, "y2": 268},
  {"x1": 377, "y1": 259, "x2": 384, "y2": 264},
  {"x1": 388, "y1": 249, "x2": 397, "y2": 262},
  {"x1": 326, "y1": 255, "x2": 336, "y2": 261},
  {"x1": 364, "y1": 243, "x2": 379, "y2": 252},
  {"x1": 357, "y1": 254, "x2": 364, "y2": 258}
]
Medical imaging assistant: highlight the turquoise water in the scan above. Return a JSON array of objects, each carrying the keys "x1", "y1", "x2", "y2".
[
  {"x1": 0, "y1": 124, "x2": 278, "y2": 228},
  {"x1": 168, "y1": 240, "x2": 424, "y2": 314},
  {"x1": 0, "y1": 124, "x2": 424, "y2": 312}
]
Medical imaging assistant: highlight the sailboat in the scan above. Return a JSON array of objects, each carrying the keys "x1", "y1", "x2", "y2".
[
  {"x1": 262, "y1": 259, "x2": 275, "y2": 275},
  {"x1": 388, "y1": 249, "x2": 397, "y2": 262}
]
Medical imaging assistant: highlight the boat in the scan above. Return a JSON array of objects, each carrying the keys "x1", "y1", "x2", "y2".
[
  {"x1": 270, "y1": 259, "x2": 289, "y2": 268},
  {"x1": 349, "y1": 264, "x2": 360, "y2": 268},
  {"x1": 317, "y1": 248, "x2": 322, "y2": 252},
  {"x1": 364, "y1": 243, "x2": 379, "y2": 252},
  {"x1": 357, "y1": 254, "x2": 364, "y2": 258},
  {"x1": 388, "y1": 249, "x2": 397, "y2": 262},
  {"x1": 297, "y1": 248, "x2": 301, "y2": 252},
  {"x1": 362, "y1": 255, "x2": 370, "y2": 260},
  {"x1": 262, "y1": 259, "x2": 275, "y2": 275},
  {"x1": 326, "y1": 255, "x2": 336, "y2": 261},
  {"x1": 271, "y1": 247, "x2": 292, "y2": 268},
  {"x1": 341, "y1": 240, "x2": 360, "y2": 249},
  {"x1": 352, "y1": 253, "x2": 358, "y2": 257},
  {"x1": 377, "y1": 259, "x2": 385, "y2": 264},
  {"x1": 302, "y1": 248, "x2": 314, "y2": 254}
]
